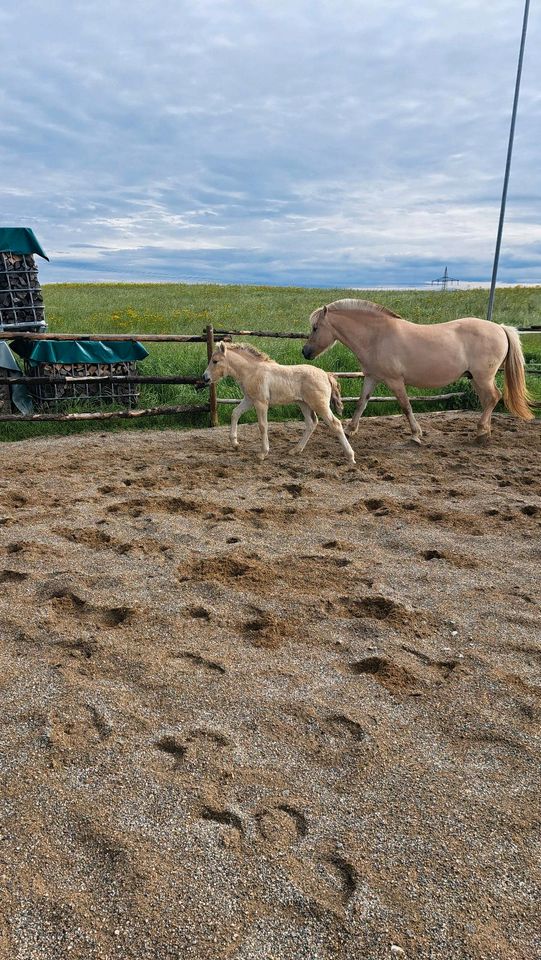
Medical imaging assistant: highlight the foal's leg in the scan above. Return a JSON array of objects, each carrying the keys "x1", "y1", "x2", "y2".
[
  {"x1": 386, "y1": 378, "x2": 423, "y2": 443},
  {"x1": 253, "y1": 401, "x2": 270, "y2": 460},
  {"x1": 315, "y1": 401, "x2": 355, "y2": 463},
  {"x1": 292, "y1": 402, "x2": 318, "y2": 454},
  {"x1": 347, "y1": 375, "x2": 378, "y2": 436},
  {"x1": 472, "y1": 376, "x2": 501, "y2": 442},
  {"x1": 230, "y1": 395, "x2": 253, "y2": 449}
]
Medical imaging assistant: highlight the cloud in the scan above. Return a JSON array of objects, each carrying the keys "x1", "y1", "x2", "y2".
[{"x1": 1, "y1": 0, "x2": 539, "y2": 285}]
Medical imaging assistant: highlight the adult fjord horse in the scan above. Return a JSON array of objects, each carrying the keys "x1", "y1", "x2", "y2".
[{"x1": 302, "y1": 299, "x2": 533, "y2": 443}]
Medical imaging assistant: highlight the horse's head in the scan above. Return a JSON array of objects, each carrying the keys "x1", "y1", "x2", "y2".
[
  {"x1": 201, "y1": 340, "x2": 228, "y2": 386},
  {"x1": 302, "y1": 305, "x2": 336, "y2": 359}
]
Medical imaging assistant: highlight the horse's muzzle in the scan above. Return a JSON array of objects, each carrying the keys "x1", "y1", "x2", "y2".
[
  {"x1": 195, "y1": 376, "x2": 209, "y2": 391},
  {"x1": 302, "y1": 344, "x2": 313, "y2": 359}
]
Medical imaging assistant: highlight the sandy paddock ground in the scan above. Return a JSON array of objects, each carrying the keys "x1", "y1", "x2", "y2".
[{"x1": 0, "y1": 412, "x2": 540, "y2": 960}]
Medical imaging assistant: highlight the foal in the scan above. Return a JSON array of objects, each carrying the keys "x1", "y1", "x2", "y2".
[{"x1": 201, "y1": 341, "x2": 355, "y2": 463}]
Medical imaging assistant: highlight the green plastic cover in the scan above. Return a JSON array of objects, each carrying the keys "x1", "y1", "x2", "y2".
[
  {"x1": 0, "y1": 228, "x2": 49, "y2": 260},
  {"x1": 10, "y1": 339, "x2": 149, "y2": 365}
]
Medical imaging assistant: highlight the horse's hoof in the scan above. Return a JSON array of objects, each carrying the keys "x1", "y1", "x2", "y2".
[
  {"x1": 410, "y1": 435, "x2": 422, "y2": 445},
  {"x1": 475, "y1": 432, "x2": 490, "y2": 446},
  {"x1": 346, "y1": 424, "x2": 358, "y2": 437}
]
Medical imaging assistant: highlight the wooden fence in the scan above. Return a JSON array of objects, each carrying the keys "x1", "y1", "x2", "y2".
[{"x1": 0, "y1": 323, "x2": 539, "y2": 428}]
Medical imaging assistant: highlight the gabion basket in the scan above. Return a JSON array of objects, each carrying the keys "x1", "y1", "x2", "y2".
[
  {"x1": 0, "y1": 252, "x2": 47, "y2": 332},
  {"x1": 24, "y1": 359, "x2": 140, "y2": 408}
]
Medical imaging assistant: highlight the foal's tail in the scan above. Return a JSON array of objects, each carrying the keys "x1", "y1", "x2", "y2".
[
  {"x1": 328, "y1": 374, "x2": 343, "y2": 415},
  {"x1": 502, "y1": 326, "x2": 534, "y2": 421}
]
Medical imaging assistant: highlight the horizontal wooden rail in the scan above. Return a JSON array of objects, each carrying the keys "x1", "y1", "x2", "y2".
[
  {"x1": 0, "y1": 332, "x2": 207, "y2": 342},
  {"x1": 0, "y1": 373, "x2": 204, "y2": 386},
  {"x1": 213, "y1": 329, "x2": 306, "y2": 339},
  {"x1": 217, "y1": 391, "x2": 465, "y2": 406},
  {"x1": 0, "y1": 403, "x2": 210, "y2": 423},
  {"x1": 215, "y1": 327, "x2": 540, "y2": 338}
]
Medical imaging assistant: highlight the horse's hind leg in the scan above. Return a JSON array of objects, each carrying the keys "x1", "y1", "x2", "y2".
[
  {"x1": 472, "y1": 376, "x2": 501, "y2": 442},
  {"x1": 386, "y1": 378, "x2": 423, "y2": 444},
  {"x1": 347, "y1": 375, "x2": 377, "y2": 436},
  {"x1": 292, "y1": 402, "x2": 318, "y2": 454},
  {"x1": 316, "y1": 402, "x2": 355, "y2": 463}
]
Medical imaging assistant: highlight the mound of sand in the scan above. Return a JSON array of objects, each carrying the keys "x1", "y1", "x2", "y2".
[{"x1": 0, "y1": 412, "x2": 539, "y2": 959}]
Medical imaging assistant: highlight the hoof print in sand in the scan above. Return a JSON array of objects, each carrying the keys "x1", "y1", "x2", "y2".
[
  {"x1": 256, "y1": 804, "x2": 307, "y2": 848},
  {"x1": 0, "y1": 569, "x2": 29, "y2": 584},
  {"x1": 46, "y1": 587, "x2": 133, "y2": 629},
  {"x1": 351, "y1": 656, "x2": 419, "y2": 695},
  {"x1": 184, "y1": 605, "x2": 211, "y2": 621},
  {"x1": 340, "y1": 595, "x2": 410, "y2": 623},
  {"x1": 156, "y1": 735, "x2": 187, "y2": 768},
  {"x1": 178, "y1": 651, "x2": 225, "y2": 674},
  {"x1": 319, "y1": 854, "x2": 357, "y2": 905},
  {"x1": 243, "y1": 608, "x2": 289, "y2": 649},
  {"x1": 157, "y1": 728, "x2": 233, "y2": 771},
  {"x1": 200, "y1": 806, "x2": 243, "y2": 832},
  {"x1": 326, "y1": 714, "x2": 367, "y2": 742},
  {"x1": 45, "y1": 703, "x2": 112, "y2": 755}
]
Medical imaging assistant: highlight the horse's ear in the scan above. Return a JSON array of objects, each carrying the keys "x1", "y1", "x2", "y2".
[
  {"x1": 322, "y1": 305, "x2": 327, "y2": 316},
  {"x1": 218, "y1": 340, "x2": 226, "y2": 353}
]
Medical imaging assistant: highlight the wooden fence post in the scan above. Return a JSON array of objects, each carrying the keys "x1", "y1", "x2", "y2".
[{"x1": 206, "y1": 324, "x2": 219, "y2": 427}]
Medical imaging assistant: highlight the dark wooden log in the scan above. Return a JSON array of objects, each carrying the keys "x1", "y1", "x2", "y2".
[{"x1": 0, "y1": 403, "x2": 210, "y2": 423}]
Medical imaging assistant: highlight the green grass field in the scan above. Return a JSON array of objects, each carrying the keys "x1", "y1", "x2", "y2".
[{"x1": 2, "y1": 283, "x2": 540, "y2": 441}]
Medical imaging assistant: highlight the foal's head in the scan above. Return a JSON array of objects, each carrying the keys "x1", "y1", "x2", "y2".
[
  {"x1": 302, "y1": 305, "x2": 336, "y2": 359},
  {"x1": 201, "y1": 341, "x2": 270, "y2": 386},
  {"x1": 202, "y1": 340, "x2": 229, "y2": 386}
]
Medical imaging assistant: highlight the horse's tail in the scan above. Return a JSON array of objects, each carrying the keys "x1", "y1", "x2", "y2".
[
  {"x1": 328, "y1": 373, "x2": 343, "y2": 415},
  {"x1": 502, "y1": 325, "x2": 534, "y2": 421}
]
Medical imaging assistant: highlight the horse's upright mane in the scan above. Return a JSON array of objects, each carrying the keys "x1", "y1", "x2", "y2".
[
  {"x1": 226, "y1": 342, "x2": 272, "y2": 362},
  {"x1": 327, "y1": 298, "x2": 402, "y2": 319}
]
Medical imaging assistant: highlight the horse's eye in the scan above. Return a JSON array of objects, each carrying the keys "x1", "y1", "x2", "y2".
[{"x1": 212, "y1": 359, "x2": 218, "y2": 364}]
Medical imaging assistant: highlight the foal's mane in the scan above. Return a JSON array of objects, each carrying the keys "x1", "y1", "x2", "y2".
[
  {"x1": 327, "y1": 298, "x2": 402, "y2": 319},
  {"x1": 226, "y1": 342, "x2": 272, "y2": 362}
]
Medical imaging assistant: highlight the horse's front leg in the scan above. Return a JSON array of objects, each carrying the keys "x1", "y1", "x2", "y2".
[
  {"x1": 230, "y1": 395, "x2": 253, "y2": 449},
  {"x1": 254, "y1": 401, "x2": 270, "y2": 461},
  {"x1": 347, "y1": 375, "x2": 377, "y2": 435},
  {"x1": 386, "y1": 377, "x2": 423, "y2": 443}
]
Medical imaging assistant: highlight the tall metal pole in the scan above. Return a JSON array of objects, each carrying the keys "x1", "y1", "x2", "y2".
[{"x1": 487, "y1": 0, "x2": 530, "y2": 322}]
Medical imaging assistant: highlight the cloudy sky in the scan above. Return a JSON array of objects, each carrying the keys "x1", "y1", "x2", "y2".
[{"x1": 1, "y1": 0, "x2": 539, "y2": 287}]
